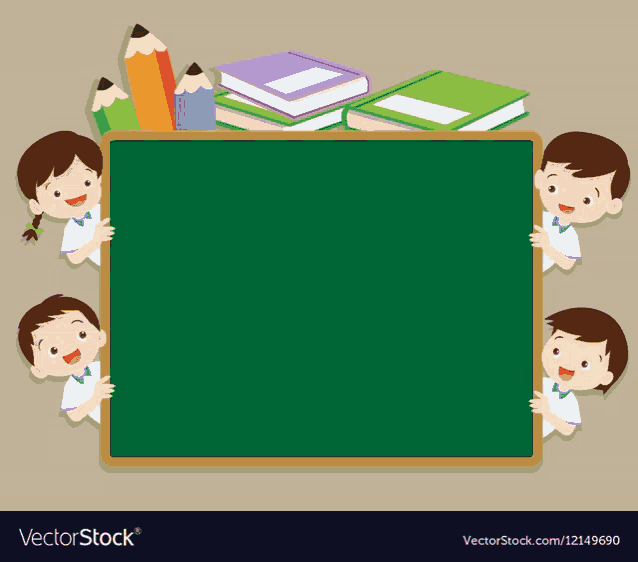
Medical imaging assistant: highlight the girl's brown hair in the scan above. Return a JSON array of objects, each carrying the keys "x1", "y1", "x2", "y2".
[{"x1": 17, "y1": 131, "x2": 103, "y2": 242}]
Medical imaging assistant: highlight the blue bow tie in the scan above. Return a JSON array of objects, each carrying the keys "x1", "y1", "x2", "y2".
[
  {"x1": 552, "y1": 382, "x2": 571, "y2": 399},
  {"x1": 72, "y1": 366, "x2": 91, "y2": 384},
  {"x1": 73, "y1": 211, "x2": 92, "y2": 227},
  {"x1": 552, "y1": 216, "x2": 571, "y2": 234}
]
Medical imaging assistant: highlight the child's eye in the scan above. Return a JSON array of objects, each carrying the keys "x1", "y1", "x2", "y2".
[
  {"x1": 548, "y1": 185, "x2": 557, "y2": 194},
  {"x1": 77, "y1": 331, "x2": 87, "y2": 342},
  {"x1": 581, "y1": 360, "x2": 590, "y2": 370},
  {"x1": 85, "y1": 180, "x2": 91, "y2": 187},
  {"x1": 583, "y1": 197, "x2": 592, "y2": 206},
  {"x1": 48, "y1": 347, "x2": 58, "y2": 358},
  {"x1": 553, "y1": 348, "x2": 561, "y2": 357},
  {"x1": 54, "y1": 190, "x2": 61, "y2": 198}
]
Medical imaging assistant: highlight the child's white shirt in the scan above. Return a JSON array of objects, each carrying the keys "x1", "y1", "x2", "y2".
[
  {"x1": 542, "y1": 376, "x2": 581, "y2": 437},
  {"x1": 543, "y1": 211, "x2": 581, "y2": 272},
  {"x1": 60, "y1": 204, "x2": 101, "y2": 266},
  {"x1": 60, "y1": 361, "x2": 101, "y2": 423}
]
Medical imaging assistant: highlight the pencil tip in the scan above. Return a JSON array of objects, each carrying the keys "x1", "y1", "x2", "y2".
[
  {"x1": 186, "y1": 63, "x2": 203, "y2": 76},
  {"x1": 131, "y1": 24, "x2": 149, "y2": 38},
  {"x1": 97, "y1": 77, "x2": 113, "y2": 91}
]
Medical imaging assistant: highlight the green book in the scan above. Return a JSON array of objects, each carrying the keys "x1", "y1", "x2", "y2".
[
  {"x1": 344, "y1": 71, "x2": 529, "y2": 131},
  {"x1": 214, "y1": 92, "x2": 344, "y2": 131},
  {"x1": 215, "y1": 121, "x2": 246, "y2": 131}
]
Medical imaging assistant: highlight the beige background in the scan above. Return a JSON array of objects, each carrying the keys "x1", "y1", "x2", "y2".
[{"x1": 1, "y1": 0, "x2": 636, "y2": 510}]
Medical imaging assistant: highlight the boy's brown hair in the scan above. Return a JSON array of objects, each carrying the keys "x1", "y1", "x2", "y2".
[
  {"x1": 541, "y1": 132, "x2": 630, "y2": 200},
  {"x1": 546, "y1": 307, "x2": 628, "y2": 394},
  {"x1": 18, "y1": 295, "x2": 100, "y2": 366},
  {"x1": 17, "y1": 131, "x2": 103, "y2": 242}
]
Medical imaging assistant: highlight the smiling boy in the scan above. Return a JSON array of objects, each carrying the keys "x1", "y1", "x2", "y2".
[
  {"x1": 18, "y1": 131, "x2": 114, "y2": 266},
  {"x1": 17, "y1": 295, "x2": 114, "y2": 424},
  {"x1": 530, "y1": 132, "x2": 630, "y2": 273},
  {"x1": 530, "y1": 308, "x2": 628, "y2": 438}
]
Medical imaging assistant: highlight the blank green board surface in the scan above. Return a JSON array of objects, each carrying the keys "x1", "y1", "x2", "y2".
[{"x1": 107, "y1": 137, "x2": 536, "y2": 459}]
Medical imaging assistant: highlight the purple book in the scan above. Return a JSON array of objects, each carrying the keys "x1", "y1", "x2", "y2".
[{"x1": 216, "y1": 51, "x2": 370, "y2": 119}]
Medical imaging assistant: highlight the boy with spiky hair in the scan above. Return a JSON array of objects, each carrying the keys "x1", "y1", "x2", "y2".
[
  {"x1": 531, "y1": 308, "x2": 628, "y2": 438},
  {"x1": 17, "y1": 295, "x2": 114, "y2": 424},
  {"x1": 530, "y1": 132, "x2": 630, "y2": 273}
]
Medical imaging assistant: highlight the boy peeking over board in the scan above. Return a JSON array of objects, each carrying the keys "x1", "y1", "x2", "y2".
[
  {"x1": 530, "y1": 308, "x2": 628, "y2": 438},
  {"x1": 17, "y1": 131, "x2": 114, "y2": 267},
  {"x1": 530, "y1": 132, "x2": 630, "y2": 273},
  {"x1": 17, "y1": 295, "x2": 114, "y2": 425}
]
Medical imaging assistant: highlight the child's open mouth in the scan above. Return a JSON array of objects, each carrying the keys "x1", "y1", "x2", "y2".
[
  {"x1": 65, "y1": 194, "x2": 87, "y2": 207},
  {"x1": 559, "y1": 366, "x2": 574, "y2": 381},
  {"x1": 558, "y1": 204, "x2": 575, "y2": 214},
  {"x1": 63, "y1": 349, "x2": 82, "y2": 365}
]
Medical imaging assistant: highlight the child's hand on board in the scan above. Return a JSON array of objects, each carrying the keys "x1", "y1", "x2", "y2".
[
  {"x1": 93, "y1": 218, "x2": 115, "y2": 245},
  {"x1": 529, "y1": 225, "x2": 550, "y2": 252},
  {"x1": 93, "y1": 376, "x2": 115, "y2": 401},
  {"x1": 529, "y1": 391, "x2": 549, "y2": 416}
]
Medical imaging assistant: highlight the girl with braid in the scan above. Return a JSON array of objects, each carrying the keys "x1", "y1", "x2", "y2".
[{"x1": 18, "y1": 131, "x2": 114, "y2": 266}]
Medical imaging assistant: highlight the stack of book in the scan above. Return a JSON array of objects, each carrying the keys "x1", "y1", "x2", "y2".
[
  {"x1": 214, "y1": 51, "x2": 370, "y2": 131},
  {"x1": 89, "y1": 25, "x2": 532, "y2": 135}
]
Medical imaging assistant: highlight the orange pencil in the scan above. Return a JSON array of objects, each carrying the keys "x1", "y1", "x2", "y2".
[{"x1": 124, "y1": 24, "x2": 176, "y2": 131}]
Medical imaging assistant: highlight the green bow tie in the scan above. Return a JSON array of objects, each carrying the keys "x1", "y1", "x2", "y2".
[
  {"x1": 552, "y1": 216, "x2": 571, "y2": 234},
  {"x1": 72, "y1": 366, "x2": 91, "y2": 384},
  {"x1": 73, "y1": 211, "x2": 92, "y2": 227},
  {"x1": 552, "y1": 382, "x2": 571, "y2": 399}
]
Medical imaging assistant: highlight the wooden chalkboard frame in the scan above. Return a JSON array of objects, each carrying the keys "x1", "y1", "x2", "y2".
[{"x1": 99, "y1": 131, "x2": 542, "y2": 467}]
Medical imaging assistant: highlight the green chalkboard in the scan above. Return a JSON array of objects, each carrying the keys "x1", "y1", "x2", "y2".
[{"x1": 100, "y1": 132, "x2": 542, "y2": 467}]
